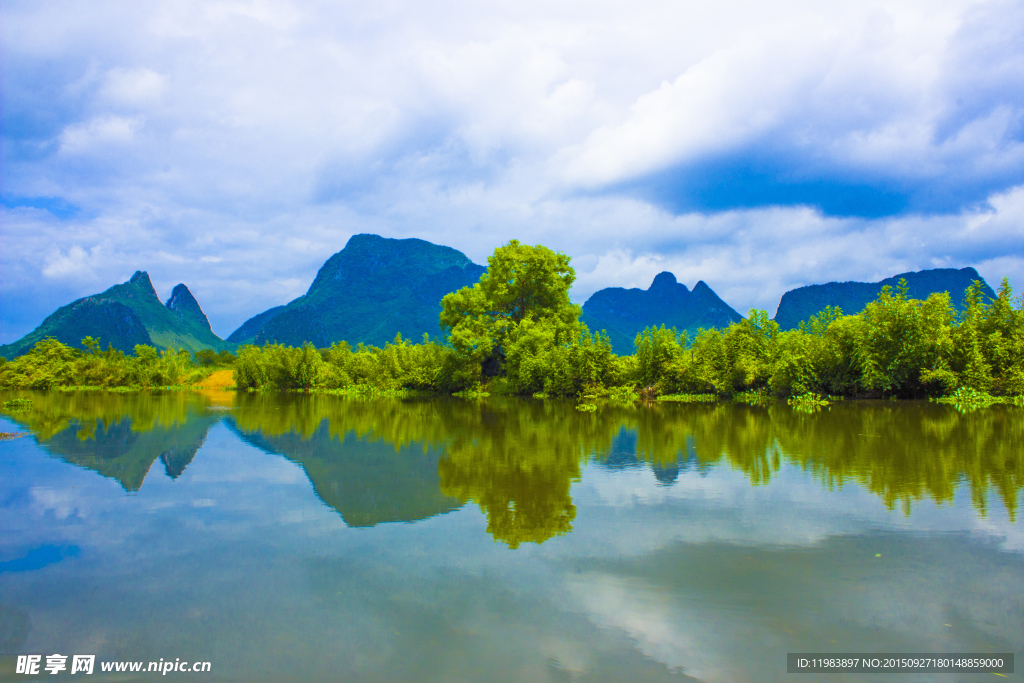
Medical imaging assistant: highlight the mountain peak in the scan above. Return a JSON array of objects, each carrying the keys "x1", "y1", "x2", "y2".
[
  {"x1": 693, "y1": 280, "x2": 712, "y2": 293},
  {"x1": 650, "y1": 272, "x2": 678, "y2": 290},
  {"x1": 165, "y1": 284, "x2": 212, "y2": 331},
  {"x1": 581, "y1": 274, "x2": 742, "y2": 354},
  {"x1": 232, "y1": 233, "x2": 486, "y2": 348},
  {"x1": 127, "y1": 271, "x2": 158, "y2": 299}
]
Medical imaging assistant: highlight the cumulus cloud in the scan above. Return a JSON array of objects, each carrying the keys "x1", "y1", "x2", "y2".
[{"x1": 1, "y1": 0, "x2": 1023, "y2": 342}]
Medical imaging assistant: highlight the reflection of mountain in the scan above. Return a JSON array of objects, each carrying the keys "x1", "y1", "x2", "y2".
[
  {"x1": 6, "y1": 389, "x2": 1019, "y2": 534},
  {"x1": 600, "y1": 427, "x2": 705, "y2": 485},
  {"x1": 227, "y1": 418, "x2": 463, "y2": 527},
  {"x1": 39, "y1": 415, "x2": 217, "y2": 491}
]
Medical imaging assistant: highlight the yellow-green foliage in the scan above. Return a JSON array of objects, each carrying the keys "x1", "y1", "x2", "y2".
[
  {"x1": 233, "y1": 334, "x2": 478, "y2": 393},
  {"x1": 180, "y1": 393, "x2": 1024, "y2": 526},
  {"x1": 656, "y1": 394, "x2": 718, "y2": 403},
  {"x1": 0, "y1": 337, "x2": 207, "y2": 390}
]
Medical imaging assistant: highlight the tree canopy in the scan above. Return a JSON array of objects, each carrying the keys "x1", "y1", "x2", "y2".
[{"x1": 439, "y1": 240, "x2": 582, "y2": 370}]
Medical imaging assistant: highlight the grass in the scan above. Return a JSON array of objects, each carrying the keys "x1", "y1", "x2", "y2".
[
  {"x1": 733, "y1": 389, "x2": 771, "y2": 406},
  {"x1": 2, "y1": 398, "x2": 33, "y2": 410},
  {"x1": 788, "y1": 392, "x2": 830, "y2": 412},
  {"x1": 931, "y1": 387, "x2": 1024, "y2": 412},
  {"x1": 656, "y1": 393, "x2": 718, "y2": 403}
]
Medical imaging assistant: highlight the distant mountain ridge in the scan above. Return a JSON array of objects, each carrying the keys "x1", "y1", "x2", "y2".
[
  {"x1": 581, "y1": 272, "x2": 743, "y2": 355},
  {"x1": 773, "y1": 267, "x2": 997, "y2": 330},
  {"x1": 229, "y1": 234, "x2": 486, "y2": 348},
  {"x1": 0, "y1": 271, "x2": 230, "y2": 358},
  {"x1": 2, "y1": 235, "x2": 1001, "y2": 359}
]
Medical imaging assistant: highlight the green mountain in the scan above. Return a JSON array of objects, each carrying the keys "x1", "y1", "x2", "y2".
[
  {"x1": 0, "y1": 271, "x2": 231, "y2": 357},
  {"x1": 230, "y1": 234, "x2": 486, "y2": 348},
  {"x1": 226, "y1": 305, "x2": 285, "y2": 345},
  {"x1": 773, "y1": 267, "x2": 997, "y2": 330},
  {"x1": 581, "y1": 272, "x2": 743, "y2": 355}
]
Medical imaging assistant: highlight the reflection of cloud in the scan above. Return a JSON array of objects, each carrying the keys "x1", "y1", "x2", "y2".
[
  {"x1": 568, "y1": 463, "x2": 1024, "y2": 557},
  {"x1": 563, "y1": 532, "x2": 1024, "y2": 683},
  {"x1": 566, "y1": 572, "x2": 742, "y2": 681},
  {"x1": 2, "y1": 415, "x2": 1021, "y2": 681},
  {"x1": 30, "y1": 486, "x2": 80, "y2": 520}
]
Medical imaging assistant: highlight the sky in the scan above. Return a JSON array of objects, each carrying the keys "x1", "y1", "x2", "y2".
[{"x1": 2, "y1": 0, "x2": 1023, "y2": 343}]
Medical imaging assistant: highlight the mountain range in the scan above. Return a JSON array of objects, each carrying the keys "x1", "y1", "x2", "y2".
[
  {"x1": 582, "y1": 271, "x2": 743, "y2": 354},
  {"x1": 0, "y1": 234, "x2": 999, "y2": 358},
  {"x1": 0, "y1": 271, "x2": 231, "y2": 357},
  {"x1": 229, "y1": 233, "x2": 486, "y2": 347},
  {"x1": 772, "y1": 267, "x2": 997, "y2": 330}
]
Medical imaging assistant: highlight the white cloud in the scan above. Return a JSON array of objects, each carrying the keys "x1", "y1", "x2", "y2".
[
  {"x1": 99, "y1": 67, "x2": 166, "y2": 107},
  {"x1": 2, "y1": 0, "x2": 1023, "y2": 342},
  {"x1": 58, "y1": 115, "x2": 142, "y2": 154},
  {"x1": 41, "y1": 245, "x2": 98, "y2": 279}
]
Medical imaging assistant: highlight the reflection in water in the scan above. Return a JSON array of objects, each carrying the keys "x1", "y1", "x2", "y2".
[
  {"x1": 0, "y1": 391, "x2": 218, "y2": 491},
  {"x1": 0, "y1": 605, "x2": 31, "y2": 656},
  {"x1": 2, "y1": 391, "x2": 1021, "y2": 538},
  {"x1": 227, "y1": 418, "x2": 463, "y2": 527},
  {"x1": 1, "y1": 390, "x2": 1022, "y2": 682}
]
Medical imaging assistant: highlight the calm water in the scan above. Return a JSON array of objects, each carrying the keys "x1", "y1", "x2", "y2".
[{"x1": 0, "y1": 390, "x2": 1021, "y2": 682}]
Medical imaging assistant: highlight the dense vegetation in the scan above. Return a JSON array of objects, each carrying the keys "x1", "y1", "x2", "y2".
[
  {"x1": 1, "y1": 242, "x2": 1022, "y2": 402},
  {"x1": 0, "y1": 337, "x2": 228, "y2": 390}
]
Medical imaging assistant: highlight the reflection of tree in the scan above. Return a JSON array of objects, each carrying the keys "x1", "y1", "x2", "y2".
[
  {"x1": 0, "y1": 390, "x2": 202, "y2": 440},
  {"x1": 620, "y1": 400, "x2": 1023, "y2": 519},
  {"x1": 436, "y1": 400, "x2": 629, "y2": 548},
  {"x1": 438, "y1": 432, "x2": 578, "y2": 549}
]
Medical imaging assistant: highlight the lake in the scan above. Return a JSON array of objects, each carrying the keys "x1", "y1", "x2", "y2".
[{"x1": 0, "y1": 390, "x2": 1021, "y2": 682}]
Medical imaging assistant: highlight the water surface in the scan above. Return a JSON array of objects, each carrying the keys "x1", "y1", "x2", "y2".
[{"x1": 0, "y1": 391, "x2": 1021, "y2": 682}]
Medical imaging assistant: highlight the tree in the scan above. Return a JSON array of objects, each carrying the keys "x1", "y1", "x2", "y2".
[{"x1": 440, "y1": 240, "x2": 581, "y2": 375}]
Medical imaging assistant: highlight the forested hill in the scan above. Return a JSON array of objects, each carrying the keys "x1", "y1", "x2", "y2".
[
  {"x1": 581, "y1": 272, "x2": 743, "y2": 355},
  {"x1": 0, "y1": 271, "x2": 231, "y2": 358},
  {"x1": 773, "y1": 267, "x2": 997, "y2": 330},
  {"x1": 228, "y1": 234, "x2": 486, "y2": 348}
]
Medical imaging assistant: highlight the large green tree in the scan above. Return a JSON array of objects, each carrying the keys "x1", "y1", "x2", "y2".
[{"x1": 439, "y1": 240, "x2": 581, "y2": 375}]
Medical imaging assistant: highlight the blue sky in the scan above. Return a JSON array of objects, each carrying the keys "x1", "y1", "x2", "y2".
[{"x1": 2, "y1": 0, "x2": 1023, "y2": 343}]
